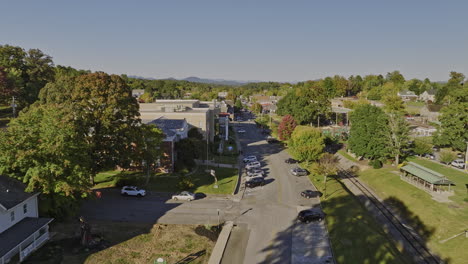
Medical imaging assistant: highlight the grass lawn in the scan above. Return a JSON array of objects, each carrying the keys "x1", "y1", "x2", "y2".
[
  {"x1": 306, "y1": 172, "x2": 413, "y2": 264},
  {"x1": 26, "y1": 222, "x2": 216, "y2": 264},
  {"x1": 406, "y1": 101, "x2": 426, "y2": 107},
  {"x1": 337, "y1": 150, "x2": 359, "y2": 163},
  {"x1": 94, "y1": 166, "x2": 238, "y2": 195},
  {"x1": 358, "y1": 166, "x2": 468, "y2": 264}
]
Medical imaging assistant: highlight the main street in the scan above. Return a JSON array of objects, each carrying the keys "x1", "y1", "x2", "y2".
[{"x1": 222, "y1": 119, "x2": 334, "y2": 264}]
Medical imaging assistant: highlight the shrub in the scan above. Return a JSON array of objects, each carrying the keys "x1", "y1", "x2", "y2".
[
  {"x1": 369, "y1": 159, "x2": 383, "y2": 169},
  {"x1": 178, "y1": 176, "x2": 194, "y2": 190}
]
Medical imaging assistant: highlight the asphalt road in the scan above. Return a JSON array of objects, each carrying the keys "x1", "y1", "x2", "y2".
[{"x1": 224, "y1": 120, "x2": 333, "y2": 264}]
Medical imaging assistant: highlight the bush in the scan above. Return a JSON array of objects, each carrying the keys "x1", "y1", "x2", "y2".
[
  {"x1": 178, "y1": 176, "x2": 194, "y2": 190},
  {"x1": 369, "y1": 159, "x2": 383, "y2": 169},
  {"x1": 115, "y1": 175, "x2": 141, "y2": 188}
]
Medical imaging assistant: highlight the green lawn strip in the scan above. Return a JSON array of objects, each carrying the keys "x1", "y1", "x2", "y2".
[
  {"x1": 408, "y1": 157, "x2": 468, "y2": 204},
  {"x1": 337, "y1": 150, "x2": 359, "y2": 163},
  {"x1": 93, "y1": 166, "x2": 238, "y2": 194},
  {"x1": 307, "y1": 173, "x2": 412, "y2": 264},
  {"x1": 358, "y1": 167, "x2": 468, "y2": 263}
]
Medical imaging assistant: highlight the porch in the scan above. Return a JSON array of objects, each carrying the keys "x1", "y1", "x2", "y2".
[{"x1": 0, "y1": 217, "x2": 53, "y2": 263}]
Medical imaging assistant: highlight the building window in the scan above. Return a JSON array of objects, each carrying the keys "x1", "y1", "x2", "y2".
[
  {"x1": 23, "y1": 203, "x2": 27, "y2": 214},
  {"x1": 10, "y1": 211, "x2": 15, "y2": 222}
]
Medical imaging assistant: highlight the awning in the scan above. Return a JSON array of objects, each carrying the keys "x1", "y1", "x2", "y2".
[{"x1": 401, "y1": 162, "x2": 454, "y2": 185}]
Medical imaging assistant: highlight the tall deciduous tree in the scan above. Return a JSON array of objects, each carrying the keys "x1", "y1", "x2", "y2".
[
  {"x1": 434, "y1": 102, "x2": 468, "y2": 151},
  {"x1": 0, "y1": 104, "x2": 91, "y2": 218},
  {"x1": 288, "y1": 126, "x2": 325, "y2": 162},
  {"x1": 250, "y1": 102, "x2": 263, "y2": 114},
  {"x1": 39, "y1": 72, "x2": 142, "y2": 182},
  {"x1": 314, "y1": 153, "x2": 339, "y2": 198},
  {"x1": 278, "y1": 114, "x2": 297, "y2": 141},
  {"x1": 348, "y1": 104, "x2": 389, "y2": 160},
  {"x1": 384, "y1": 112, "x2": 410, "y2": 165}
]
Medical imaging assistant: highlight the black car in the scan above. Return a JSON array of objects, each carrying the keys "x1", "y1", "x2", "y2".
[
  {"x1": 301, "y1": 190, "x2": 315, "y2": 198},
  {"x1": 297, "y1": 209, "x2": 326, "y2": 223},
  {"x1": 266, "y1": 136, "x2": 278, "y2": 143},
  {"x1": 285, "y1": 158, "x2": 298, "y2": 164},
  {"x1": 245, "y1": 177, "x2": 265, "y2": 188}
]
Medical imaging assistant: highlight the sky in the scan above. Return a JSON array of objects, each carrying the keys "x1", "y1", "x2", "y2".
[{"x1": 1, "y1": 0, "x2": 467, "y2": 82}]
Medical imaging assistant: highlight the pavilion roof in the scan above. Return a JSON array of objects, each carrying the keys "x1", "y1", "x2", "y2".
[{"x1": 401, "y1": 162, "x2": 454, "y2": 185}]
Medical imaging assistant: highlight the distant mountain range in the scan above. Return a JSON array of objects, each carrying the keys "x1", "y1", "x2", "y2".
[{"x1": 128, "y1": 75, "x2": 259, "y2": 85}]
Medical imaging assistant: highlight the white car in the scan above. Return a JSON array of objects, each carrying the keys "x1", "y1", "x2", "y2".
[
  {"x1": 245, "y1": 175, "x2": 263, "y2": 182},
  {"x1": 246, "y1": 169, "x2": 264, "y2": 176},
  {"x1": 121, "y1": 186, "x2": 146, "y2": 197},
  {"x1": 172, "y1": 191, "x2": 196, "y2": 201},
  {"x1": 451, "y1": 159, "x2": 465, "y2": 169},
  {"x1": 243, "y1": 155, "x2": 257, "y2": 163},
  {"x1": 245, "y1": 161, "x2": 261, "y2": 170},
  {"x1": 237, "y1": 129, "x2": 246, "y2": 133}
]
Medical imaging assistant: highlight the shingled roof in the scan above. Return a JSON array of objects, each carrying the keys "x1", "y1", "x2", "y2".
[{"x1": 0, "y1": 176, "x2": 38, "y2": 210}]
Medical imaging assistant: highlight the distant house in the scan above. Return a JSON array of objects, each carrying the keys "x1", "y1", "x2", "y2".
[
  {"x1": 419, "y1": 89, "x2": 437, "y2": 103},
  {"x1": 411, "y1": 125, "x2": 437, "y2": 137},
  {"x1": 146, "y1": 117, "x2": 189, "y2": 171},
  {"x1": 420, "y1": 104, "x2": 444, "y2": 123},
  {"x1": 132, "y1": 89, "x2": 145, "y2": 98},
  {"x1": 217, "y1": 92, "x2": 228, "y2": 99},
  {"x1": 0, "y1": 176, "x2": 53, "y2": 263},
  {"x1": 397, "y1": 90, "x2": 418, "y2": 101}
]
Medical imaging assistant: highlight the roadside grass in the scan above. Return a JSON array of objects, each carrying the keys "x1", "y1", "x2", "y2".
[
  {"x1": 358, "y1": 167, "x2": 468, "y2": 263},
  {"x1": 306, "y1": 172, "x2": 413, "y2": 264},
  {"x1": 406, "y1": 101, "x2": 426, "y2": 107},
  {"x1": 26, "y1": 222, "x2": 215, "y2": 264},
  {"x1": 337, "y1": 150, "x2": 359, "y2": 163},
  {"x1": 407, "y1": 157, "x2": 468, "y2": 204},
  {"x1": 93, "y1": 166, "x2": 238, "y2": 194}
]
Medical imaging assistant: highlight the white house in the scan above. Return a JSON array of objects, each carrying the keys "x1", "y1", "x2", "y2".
[
  {"x1": 419, "y1": 89, "x2": 437, "y2": 103},
  {"x1": 0, "y1": 176, "x2": 53, "y2": 263},
  {"x1": 397, "y1": 90, "x2": 418, "y2": 101}
]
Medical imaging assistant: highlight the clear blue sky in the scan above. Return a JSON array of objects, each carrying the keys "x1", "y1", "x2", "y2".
[{"x1": 1, "y1": 0, "x2": 467, "y2": 82}]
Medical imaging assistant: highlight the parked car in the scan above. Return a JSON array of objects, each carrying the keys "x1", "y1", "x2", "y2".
[
  {"x1": 245, "y1": 174, "x2": 263, "y2": 182},
  {"x1": 246, "y1": 169, "x2": 264, "y2": 176},
  {"x1": 237, "y1": 129, "x2": 246, "y2": 133},
  {"x1": 290, "y1": 167, "x2": 308, "y2": 176},
  {"x1": 457, "y1": 153, "x2": 465, "y2": 159},
  {"x1": 423, "y1": 153, "x2": 435, "y2": 160},
  {"x1": 243, "y1": 155, "x2": 257, "y2": 163},
  {"x1": 297, "y1": 209, "x2": 326, "y2": 223},
  {"x1": 121, "y1": 186, "x2": 146, "y2": 197},
  {"x1": 266, "y1": 136, "x2": 278, "y2": 143},
  {"x1": 245, "y1": 177, "x2": 265, "y2": 188},
  {"x1": 300, "y1": 190, "x2": 315, "y2": 199},
  {"x1": 245, "y1": 161, "x2": 261, "y2": 170},
  {"x1": 285, "y1": 158, "x2": 298, "y2": 164},
  {"x1": 172, "y1": 191, "x2": 196, "y2": 201},
  {"x1": 451, "y1": 159, "x2": 465, "y2": 169}
]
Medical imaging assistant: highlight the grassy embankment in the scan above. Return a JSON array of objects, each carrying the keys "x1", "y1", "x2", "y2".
[
  {"x1": 358, "y1": 157, "x2": 468, "y2": 264},
  {"x1": 302, "y1": 163, "x2": 413, "y2": 264},
  {"x1": 94, "y1": 166, "x2": 238, "y2": 195}
]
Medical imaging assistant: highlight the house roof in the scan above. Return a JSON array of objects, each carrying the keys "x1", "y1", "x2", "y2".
[
  {"x1": 398, "y1": 90, "x2": 417, "y2": 96},
  {"x1": 424, "y1": 89, "x2": 437, "y2": 95},
  {"x1": 146, "y1": 117, "x2": 186, "y2": 139},
  {"x1": 0, "y1": 217, "x2": 53, "y2": 257},
  {"x1": 0, "y1": 176, "x2": 38, "y2": 211},
  {"x1": 401, "y1": 162, "x2": 454, "y2": 185}
]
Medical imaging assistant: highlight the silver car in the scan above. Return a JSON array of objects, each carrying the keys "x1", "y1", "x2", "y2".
[
  {"x1": 172, "y1": 191, "x2": 196, "y2": 201},
  {"x1": 245, "y1": 161, "x2": 261, "y2": 170},
  {"x1": 247, "y1": 169, "x2": 264, "y2": 176}
]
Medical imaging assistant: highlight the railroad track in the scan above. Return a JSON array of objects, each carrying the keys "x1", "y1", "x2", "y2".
[{"x1": 337, "y1": 166, "x2": 442, "y2": 264}]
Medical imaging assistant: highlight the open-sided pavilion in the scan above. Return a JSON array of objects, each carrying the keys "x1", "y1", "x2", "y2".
[{"x1": 400, "y1": 162, "x2": 454, "y2": 193}]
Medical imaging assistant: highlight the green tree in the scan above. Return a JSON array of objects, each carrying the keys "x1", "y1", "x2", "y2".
[
  {"x1": 382, "y1": 94, "x2": 405, "y2": 113},
  {"x1": 0, "y1": 104, "x2": 91, "y2": 218},
  {"x1": 348, "y1": 104, "x2": 389, "y2": 160},
  {"x1": 436, "y1": 72, "x2": 465, "y2": 104},
  {"x1": 439, "y1": 150, "x2": 457, "y2": 165},
  {"x1": 413, "y1": 140, "x2": 432, "y2": 156},
  {"x1": 314, "y1": 153, "x2": 339, "y2": 198},
  {"x1": 136, "y1": 123, "x2": 164, "y2": 184},
  {"x1": 250, "y1": 102, "x2": 263, "y2": 114},
  {"x1": 39, "y1": 72, "x2": 141, "y2": 183},
  {"x1": 434, "y1": 102, "x2": 468, "y2": 151},
  {"x1": 277, "y1": 114, "x2": 297, "y2": 141},
  {"x1": 386, "y1": 70, "x2": 405, "y2": 85},
  {"x1": 384, "y1": 112, "x2": 409, "y2": 165},
  {"x1": 288, "y1": 126, "x2": 325, "y2": 162}
]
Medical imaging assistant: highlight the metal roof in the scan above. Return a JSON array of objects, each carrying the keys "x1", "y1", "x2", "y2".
[{"x1": 401, "y1": 162, "x2": 454, "y2": 185}]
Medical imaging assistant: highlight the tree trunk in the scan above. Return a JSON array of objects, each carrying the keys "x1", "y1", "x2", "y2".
[{"x1": 395, "y1": 154, "x2": 399, "y2": 166}]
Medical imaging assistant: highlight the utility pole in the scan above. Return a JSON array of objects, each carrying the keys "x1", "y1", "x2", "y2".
[{"x1": 11, "y1": 96, "x2": 17, "y2": 118}]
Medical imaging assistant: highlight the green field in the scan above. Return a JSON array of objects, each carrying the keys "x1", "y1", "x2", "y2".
[
  {"x1": 358, "y1": 164, "x2": 468, "y2": 264},
  {"x1": 306, "y1": 170, "x2": 413, "y2": 263},
  {"x1": 337, "y1": 150, "x2": 359, "y2": 162},
  {"x1": 94, "y1": 166, "x2": 238, "y2": 194}
]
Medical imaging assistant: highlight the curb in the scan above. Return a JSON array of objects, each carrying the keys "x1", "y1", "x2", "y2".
[{"x1": 208, "y1": 221, "x2": 234, "y2": 264}]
